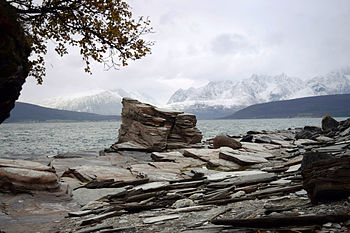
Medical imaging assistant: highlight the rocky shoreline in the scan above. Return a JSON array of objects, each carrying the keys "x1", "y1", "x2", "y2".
[{"x1": 1, "y1": 99, "x2": 350, "y2": 233}]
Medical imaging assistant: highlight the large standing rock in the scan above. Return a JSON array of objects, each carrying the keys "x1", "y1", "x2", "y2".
[{"x1": 112, "y1": 98, "x2": 202, "y2": 151}]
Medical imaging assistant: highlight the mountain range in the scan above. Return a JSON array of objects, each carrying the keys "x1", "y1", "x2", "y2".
[
  {"x1": 167, "y1": 68, "x2": 350, "y2": 118},
  {"x1": 36, "y1": 68, "x2": 350, "y2": 119},
  {"x1": 39, "y1": 89, "x2": 158, "y2": 116},
  {"x1": 226, "y1": 94, "x2": 350, "y2": 119}
]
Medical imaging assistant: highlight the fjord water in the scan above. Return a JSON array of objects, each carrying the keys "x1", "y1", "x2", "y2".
[{"x1": 0, "y1": 117, "x2": 348, "y2": 155}]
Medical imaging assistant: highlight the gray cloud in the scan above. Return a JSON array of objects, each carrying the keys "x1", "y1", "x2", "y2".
[
  {"x1": 211, "y1": 33, "x2": 257, "y2": 55},
  {"x1": 19, "y1": 0, "x2": 350, "y2": 105}
]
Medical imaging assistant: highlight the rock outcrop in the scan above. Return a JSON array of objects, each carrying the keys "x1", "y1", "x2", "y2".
[
  {"x1": 0, "y1": 159, "x2": 60, "y2": 192},
  {"x1": 111, "y1": 98, "x2": 202, "y2": 151},
  {"x1": 0, "y1": 1, "x2": 31, "y2": 123}
]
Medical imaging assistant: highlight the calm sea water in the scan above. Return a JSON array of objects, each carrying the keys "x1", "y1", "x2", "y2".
[{"x1": 0, "y1": 117, "x2": 348, "y2": 155}]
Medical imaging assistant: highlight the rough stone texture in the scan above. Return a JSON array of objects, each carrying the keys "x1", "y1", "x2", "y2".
[
  {"x1": 295, "y1": 126, "x2": 322, "y2": 140},
  {"x1": 213, "y1": 135, "x2": 242, "y2": 149},
  {"x1": 302, "y1": 156, "x2": 350, "y2": 203},
  {"x1": 321, "y1": 115, "x2": 339, "y2": 132},
  {"x1": 0, "y1": 2, "x2": 31, "y2": 123},
  {"x1": 112, "y1": 98, "x2": 202, "y2": 151},
  {"x1": 0, "y1": 159, "x2": 60, "y2": 192}
]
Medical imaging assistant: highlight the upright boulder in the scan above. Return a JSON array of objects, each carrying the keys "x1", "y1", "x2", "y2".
[
  {"x1": 112, "y1": 98, "x2": 202, "y2": 151},
  {"x1": 321, "y1": 115, "x2": 339, "y2": 132}
]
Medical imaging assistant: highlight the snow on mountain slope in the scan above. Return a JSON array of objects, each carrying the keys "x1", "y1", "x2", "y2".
[
  {"x1": 167, "y1": 69, "x2": 350, "y2": 118},
  {"x1": 39, "y1": 89, "x2": 158, "y2": 115},
  {"x1": 167, "y1": 73, "x2": 308, "y2": 110}
]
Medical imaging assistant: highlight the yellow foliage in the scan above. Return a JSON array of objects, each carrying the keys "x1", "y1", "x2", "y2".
[{"x1": 8, "y1": 0, "x2": 153, "y2": 83}]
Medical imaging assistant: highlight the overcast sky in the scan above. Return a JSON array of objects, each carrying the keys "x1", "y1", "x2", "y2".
[{"x1": 19, "y1": 0, "x2": 350, "y2": 105}]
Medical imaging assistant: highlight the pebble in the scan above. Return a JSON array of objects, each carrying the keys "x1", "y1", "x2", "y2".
[
  {"x1": 323, "y1": 222, "x2": 333, "y2": 228},
  {"x1": 230, "y1": 191, "x2": 245, "y2": 198},
  {"x1": 172, "y1": 199, "x2": 195, "y2": 209}
]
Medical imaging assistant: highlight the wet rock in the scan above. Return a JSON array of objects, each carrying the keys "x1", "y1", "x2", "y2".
[
  {"x1": 111, "y1": 98, "x2": 202, "y2": 152},
  {"x1": 240, "y1": 134, "x2": 253, "y2": 142},
  {"x1": 322, "y1": 115, "x2": 339, "y2": 132},
  {"x1": 213, "y1": 135, "x2": 242, "y2": 149}
]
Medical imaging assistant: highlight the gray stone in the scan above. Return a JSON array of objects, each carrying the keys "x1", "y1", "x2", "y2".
[
  {"x1": 143, "y1": 214, "x2": 180, "y2": 224},
  {"x1": 72, "y1": 188, "x2": 126, "y2": 206},
  {"x1": 219, "y1": 147, "x2": 269, "y2": 165},
  {"x1": 171, "y1": 199, "x2": 195, "y2": 208},
  {"x1": 286, "y1": 164, "x2": 301, "y2": 173}
]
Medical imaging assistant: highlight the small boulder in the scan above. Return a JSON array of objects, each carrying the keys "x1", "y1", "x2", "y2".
[
  {"x1": 213, "y1": 135, "x2": 242, "y2": 149},
  {"x1": 322, "y1": 115, "x2": 339, "y2": 132},
  {"x1": 295, "y1": 126, "x2": 322, "y2": 140},
  {"x1": 240, "y1": 134, "x2": 253, "y2": 142}
]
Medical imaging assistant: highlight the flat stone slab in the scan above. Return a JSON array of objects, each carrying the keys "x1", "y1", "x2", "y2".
[
  {"x1": 183, "y1": 148, "x2": 241, "y2": 170},
  {"x1": 72, "y1": 188, "x2": 126, "y2": 206},
  {"x1": 114, "y1": 141, "x2": 148, "y2": 151},
  {"x1": 0, "y1": 158, "x2": 54, "y2": 172},
  {"x1": 143, "y1": 214, "x2": 180, "y2": 224},
  {"x1": 206, "y1": 170, "x2": 270, "y2": 182},
  {"x1": 62, "y1": 165, "x2": 136, "y2": 182},
  {"x1": 0, "y1": 167, "x2": 59, "y2": 191},
  {"x1": 313, "y1": 144, "x2": 348, "y2": 153},
  {"x1": 134, "y1": 181, "x2": 170, "y2": 192},
  {"x1": 286, "y1": 164, "x2": 301, "y2": 173},
  {"x1": 219, "y1": 147, "x2": 269, "y2": 166},
  {"x1": 130, "y1": 163, "x2": 184, "y2": 181}
]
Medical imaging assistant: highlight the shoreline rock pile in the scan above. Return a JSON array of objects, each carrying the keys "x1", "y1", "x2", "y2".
[
  {"x1": 1, "y1": 108, "x2": 350, "y2": 232},
  {"x1": 110, "y1": 98, "x2": 202, "y2": 152}
]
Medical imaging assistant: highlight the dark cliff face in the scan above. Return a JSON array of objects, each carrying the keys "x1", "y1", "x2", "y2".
[{"x1": 0, "y1": 1, "x2": 31, "y2": 123}]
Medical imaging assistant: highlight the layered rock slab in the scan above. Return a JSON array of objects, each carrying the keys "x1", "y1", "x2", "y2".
[
  {"x1": 0, "y1": 159, "x2": 59, "y2": 192},
  {"x1": 112, "y1": 98, "x2": 202, "y2": 151}
]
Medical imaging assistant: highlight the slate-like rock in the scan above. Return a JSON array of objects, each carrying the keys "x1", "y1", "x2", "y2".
[
  {"x1": 302, "y1": 156, "x2": 350, "y2": 203},
  {"x1": 0, "y1": 159, "x2": 60, "y2": 192},
  {"x1": 219, "y1": 147, "x2": 269, "y2": 166}
]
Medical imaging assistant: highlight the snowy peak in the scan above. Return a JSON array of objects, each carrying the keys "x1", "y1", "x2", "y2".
[
  {"x1": 39, "y1": 89, "x2": 158, "y2": 115},
  {"x1": 167, "y1": 73, "x2": 307, "y2": 109},
  {"x1": 167, "y1": 68, "x2": 350, "y2": 118}
]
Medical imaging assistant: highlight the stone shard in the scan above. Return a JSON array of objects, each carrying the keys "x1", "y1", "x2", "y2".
[{"x1": 112, "y1": 98, "x2": 202, "y2": 151}]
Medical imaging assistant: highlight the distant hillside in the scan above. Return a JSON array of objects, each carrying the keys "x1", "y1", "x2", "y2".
[
  {"x1": 4, "y1": 102, "x2": 121, "y2": 123},
  {"x1": 226, "y1": 94, "x2": 350, "y2": 119}
]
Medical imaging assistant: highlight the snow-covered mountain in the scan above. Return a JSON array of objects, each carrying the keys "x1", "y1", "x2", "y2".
[
  {"x1": 39, "y1": 89, "x2": 158, "y2": 115},
  {"x1": 167, "y1": 69, "x2": 350, "y2": 118}
]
